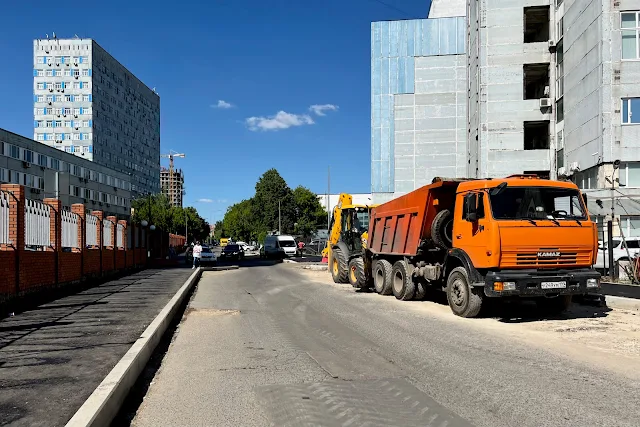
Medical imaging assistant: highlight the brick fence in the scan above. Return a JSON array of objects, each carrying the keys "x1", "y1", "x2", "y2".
[{"x1": 0, "y1": 184, "x2": 176, "y2": 305}]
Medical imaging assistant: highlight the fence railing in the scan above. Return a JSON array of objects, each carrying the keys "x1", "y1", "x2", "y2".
[
  {"x1": 117, "y1": 223, "x2": 124, "y2": 248},
  {"x1": 86, "y1": 213, "x2": 98, "y2": 247},
  {"x1": 0, "y1": 191, "x2": 9, "y2": 245},
  {"x1": 103, "y1": 219, "x2": 113, "y2": 247},
  {"x1": 25, "y1": 199, "x2": 50, "y2": 247},
  {"x1": 61, "y1": 210, "x2": 79, "y2": 248}
]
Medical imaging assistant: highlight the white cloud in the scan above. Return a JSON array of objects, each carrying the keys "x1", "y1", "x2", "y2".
[
  {"x1": 212, "y1": 100, "x2": 233, "y2": 109},
  {"x1": 309, "y1": 104, "x2": 339, "y2": 116},
  {"x1": 245, "y1": 111, "x2": 315, "y2": 131},
  {"x1": 197, "y1": 198, "x2": 214, "y2": 203}
]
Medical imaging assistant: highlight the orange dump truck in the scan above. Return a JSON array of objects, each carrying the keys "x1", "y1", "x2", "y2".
[{"x1": 363, "y1": 175, "x2": 601, "y2": 317}]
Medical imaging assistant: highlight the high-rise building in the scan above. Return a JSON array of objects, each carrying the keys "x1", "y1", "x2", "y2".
[
  {"x1": 160, "y1": 167, "x2": 184, "y2": 207},
  {"x1": 371, "y1": 0, "x2": 640, "y2": 236},
  {"x1": 33, "y1": 37, "x2": 160, "y2": 198}
]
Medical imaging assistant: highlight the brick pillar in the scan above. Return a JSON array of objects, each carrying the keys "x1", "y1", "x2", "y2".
[
  {"x1": 0, "y1": 184, "x2": 25, "y2": 251},
  {"x1": 43, "y1": 198, "x2": 62, "y2": 252},
  {"x1": 92, "y1": 211, "x2": 104, "y2": 247},
  {"x1": 107, "y1": 216, "x2": 117, "y2": 249},
  {"x1": 71, "y1": 204, "x2": 86, "y2": 251}
]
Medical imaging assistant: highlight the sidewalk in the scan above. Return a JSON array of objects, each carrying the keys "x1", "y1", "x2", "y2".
[{"x1": 0, "y1": 268, "x2": 194, "y2": 427}]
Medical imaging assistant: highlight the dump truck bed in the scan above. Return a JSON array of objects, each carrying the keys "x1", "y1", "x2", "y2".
[{"x1": 368, "y1": 180, "x2": 461, "y2": 256}]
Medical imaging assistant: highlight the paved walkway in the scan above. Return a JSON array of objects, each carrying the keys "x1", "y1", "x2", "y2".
[{"x1": 0, "y1": 268, "x2": 194, "y2": 427}]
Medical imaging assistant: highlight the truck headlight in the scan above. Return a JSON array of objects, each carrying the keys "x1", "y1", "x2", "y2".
[
  {"x1": 493, "y1": 281, "x2": 516, "y2": 291},
  {"x1": 587, "y1": 278, "x2": 599, "y2": 288}
]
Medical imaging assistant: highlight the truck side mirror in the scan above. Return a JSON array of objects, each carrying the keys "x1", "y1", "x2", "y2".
[{"x1": 463, "y1": 193, "x2": 478, "y2": 222}]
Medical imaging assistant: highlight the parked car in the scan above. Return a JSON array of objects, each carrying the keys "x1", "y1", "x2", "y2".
[
  {"x1": 219, "y1": 244, "x2": 244, "y2": 261},
  {"x1": 594, "y1": 237, "x2": 640, "y2": 269},
  {"x1": 262, "y1": 235, "x2": 297, "y2": 258}
]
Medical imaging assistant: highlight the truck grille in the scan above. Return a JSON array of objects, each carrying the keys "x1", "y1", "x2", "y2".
[{"x1": 501, "y1": 248, "x2": 592, "y2": 268}]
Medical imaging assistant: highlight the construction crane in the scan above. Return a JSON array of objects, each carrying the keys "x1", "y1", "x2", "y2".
[{"x1": 161, "y1": 150, "x2": 185, "y2": 206}]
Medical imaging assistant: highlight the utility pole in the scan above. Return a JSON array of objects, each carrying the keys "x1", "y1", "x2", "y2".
[
  {"x1": 278, "y1": 200, "x2": 281, "y2": 235},
  {"x1": 609, "y1": 160, "x2": 621, "y2": 279},
  {"x1": 327, "y1": 166, "x2": 331, "y2": 230},
  {"x1": 185, "y1": 210, "x2": 188, "y2": 244}
]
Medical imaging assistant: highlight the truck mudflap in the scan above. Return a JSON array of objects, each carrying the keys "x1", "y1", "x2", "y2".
[{"x1": 484, "y1": 269, "x2": 601, "y2": 298}]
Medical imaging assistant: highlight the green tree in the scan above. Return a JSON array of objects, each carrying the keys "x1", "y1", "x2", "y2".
[
  {"x1": 252, "y1": 169, "x2": 296, "y2": 234},
  {"x1": 131, "y1": 195, "x2": 209, "y2": 243},
  {"x1": 292, "y1": 186, "x2": 328, "y2": 238},
  {"x1": 221, "y1": 199, "x2": 255, "y2": 242}
]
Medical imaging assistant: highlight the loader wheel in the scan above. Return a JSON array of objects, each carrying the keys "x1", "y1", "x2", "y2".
[
  {"x1": 348, "y1": 257, "x2": 367, "y2": 288},
  {"x1": 374, "y1": 259, "x2": 393, "y2": 295},
  {"x1": 537, "y1": 295, "x2": 572, "y2": 315},
  {"x1": 431, "y1": 209, "x2": 453, "y2": 249},
  {"x1": 446, "y1": 267, "x2": 483, "y2": 318},
  {"x1": 330, "y1": 248, "x2": 349, "y2": 284},
  {"x1": 391, "y1": 261, "x2": 416, "y2": 301}
]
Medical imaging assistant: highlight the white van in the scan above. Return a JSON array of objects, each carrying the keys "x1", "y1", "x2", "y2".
[{"x1": 263, "y1": 235, "x2": 297, "y2": 258}]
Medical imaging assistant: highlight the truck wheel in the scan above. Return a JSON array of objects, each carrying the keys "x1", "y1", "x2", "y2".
[
  {"x1": 330, "y1": 248, "x2": 349, "y2": 284},
  {"x1": 414, "y1": 281, "x2": 427, "y2": 300},
  {"x1": 537, "y1": 295, "x2": 572, "y2": 315},
  {"x1": 391, "y1": 261, "x2": 416, "y2": 301},
  {"x1": 446, "y1": 267, "x2": 483, "y2": 318},
  {"x1": 431, "y1": 209, "x2": 453, "y2": 249},
  {"x1": 374, "y1": 260, "x2": 393, "y2": 295},
  {"x1": 348, "y1": 257, "x2": 367, "y2": 288}
]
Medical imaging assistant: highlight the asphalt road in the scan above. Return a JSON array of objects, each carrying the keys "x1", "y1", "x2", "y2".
[{"x1": 132, "y1": 262, "x2": 640, "y2": 427}]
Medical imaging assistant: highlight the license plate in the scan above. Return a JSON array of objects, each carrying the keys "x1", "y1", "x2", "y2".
[{"x1": 541, "y1": 281, "x2": 567, "y2": 289}]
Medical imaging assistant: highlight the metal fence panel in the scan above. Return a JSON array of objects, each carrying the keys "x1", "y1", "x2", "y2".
[
  {"x1": 86, "y1": 213, "x2": 98, "y2": 247},
  {"x1": 103, "y1": 219, "x2": 113, "y2": 247},
  {"x1": 116, "y1": 223, "x2": 124, "y2": 248},
  {"x1": 61, "y1": 210, "x2": 79, "y2": 248},
  {"x1": 0, "y1": 191, "x2": 9, "y2": 245},
  {"x1": 25, "y1": 199, "x2": 51, "y2": 247}
]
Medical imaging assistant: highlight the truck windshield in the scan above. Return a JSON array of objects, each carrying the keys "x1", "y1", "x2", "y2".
[
  {"x1": 354, "y1": 211, "x2": 370, "y2": 233},
  {"x1": 489, "y1": 187, "x2": 587, "y2": 220}
]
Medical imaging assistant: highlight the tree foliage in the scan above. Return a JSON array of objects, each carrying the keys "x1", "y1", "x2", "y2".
[
  {"x1": 131, "y1": 194, "x2": 210, "y2": 243},
  {"x1": 218, "y1": 169, "x2": 328, "y2": 242}
]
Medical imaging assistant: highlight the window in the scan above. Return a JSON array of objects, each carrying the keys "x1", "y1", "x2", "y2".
[
  {"x1": 524, "y1": 6, "x2": 550, "y2": 43},
  {"x1": 82, "y1": 120, "x2": 89, "y2": 127},
  {"x1": 55, "y1": 108, "x2": 62, "y2": 115},
  {"x1": 44, "y1": 133, "x2": 54, "y2": 141},
  {"x1": 622, "y1": 97, "x2": 640, "y2": 123},
  {"x1": 618, "y1": 162, "x2": 640, "y2": 187},
  {"x1": 36, "y1": 56, "x2": 45, "y2": 64},
  {"x1": 65, "y1": 146, "x2": 73, "y2": 153},
  {"x1": 82, "y1": 69, "x2": 89, "y2": 76},
  {"x1": 64, "y1": 69, "x2": 72, "y2": 77},
  {"x1": 46, "y1": 69, "x2": 54, "y2": 77},
  {"x1": 64, "y1": 94, "x2": 72, "y2": 102},
  {"x1": 83, "y1": 95, "x2": 90, "y2": 102},
  {"x1": 622, "y1": 12, "x2": 640, "y2": 59},
  {"x1": 63, "y1": 107, "x2": 71, "y2": 115},
  {"x1": 54, "y1": 120, "x2": 62, "y2": 128},
  {"x1": 621, "y1": 216, "x2": 640, "y2": 237},
  {"x1": 73, "y1": 69, "x2": 80, "y2": 77},
  {"x1": 45, "y1": 120, "x2": 53, "y2": 128},
  {"x1": 55, "y1": 95, "x2": 62, "y2": 102},
  {"x1": 523, "y1": 63, "x2": 550, "y2": 99},
  {"x1": 73, "y1": 82, "x2": 81, "y2": 89},
  {"x1": 36, "y1": 69, "x2": 44, "y2": 77},
  {"x1": 24, "y1": 150, "x2": 34, "y2": 163},
  {"x1": 490, "y1": 187, "x2": 587, "y2": 220},
  {"x1": 36, "y1": 108, "x2": 44, "y2": 115},
  {"x1": 36, "y1": 133, "x2": 45, "y2": 141},
  {"x1": 524, "y1": 121, "x2": 550, "y2": 149},
  {"x1": 72, "y1": 133, "x2": 80, "y2": 140},
  {"x1": 46, "y1": 82, "x2": 53, "y2": 90},
  {"x1": 64, "y1": 133, "x2": 71, "y2": 140},
  {"x1": 556, "y1": 130, "x2": 564, "y2": 169},
  {"x1": 38, "y1": 154, "x2": 48, "y2": 167},
  {"x1": 50, "y1": 158, "x2": 60, "y2": 170},
  {"x1": 37, "y1": 95, "x2": 44, "y2": 102},
  {"x1": 74, "y1": 108, "x2": 80, "y2": 115},
  {"x1": 37, "y1": 82, "x2": 45, "y2": 90}
]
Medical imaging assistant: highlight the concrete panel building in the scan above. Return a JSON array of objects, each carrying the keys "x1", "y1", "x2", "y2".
[
  {"x1": 0, "y1": 128, "x2": 131, "y2": 218},
  {"x1": 33, "y1": 37, "x2": 160, "y2": 198},
  {"x1": 371, "y1": 0, "x2": 640, "y2": 236}
]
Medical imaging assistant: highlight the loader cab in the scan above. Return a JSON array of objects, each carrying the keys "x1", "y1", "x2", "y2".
[{"x1": 340, "y1": 207, "x2": 371, "y2": 254}]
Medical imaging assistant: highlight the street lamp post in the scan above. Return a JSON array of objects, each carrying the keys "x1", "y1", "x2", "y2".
[{"x1": 608, "y1": 160, "x2": 621, "y2": 279}]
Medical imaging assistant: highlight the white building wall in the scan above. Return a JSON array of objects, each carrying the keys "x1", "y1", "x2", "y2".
[{"x1": 429, "y1": 0, "x2": 466, "y2": 18}]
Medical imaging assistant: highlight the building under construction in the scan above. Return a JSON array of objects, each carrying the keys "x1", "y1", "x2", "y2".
[{"x1": 160, "y1": 167, "x2": 184, "y2": 207}]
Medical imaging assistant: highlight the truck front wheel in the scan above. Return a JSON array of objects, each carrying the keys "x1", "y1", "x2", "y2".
[
  {"x1": 391, "y1": 261, "x2": 416, "y2": 301},
  {"x1": 330, "y1": 248, "x2": 349, "y2": 284},
  {"x1": 446, "y1": 267, "x2": 483, "y2": 318},
  {"x1": 374, "y1": 260, "x2": 393, "y2": 295}
]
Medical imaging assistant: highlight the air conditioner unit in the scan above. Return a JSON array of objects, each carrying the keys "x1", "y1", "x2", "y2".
[
  {"x1": 48, "y1": 102, "x2": 52, "y2": 105},
  {"x1": 74, "y1": 115, "x2": 78, "y2": 118},
  {"x1": 75, "y1": 76, "x2": 78, "y2": 79},
  {"x1": 539, "y1": 98, "x2": 552, "y2": 108},
  {"x1": 557, "y1": 166, "x2": 566, "y2": 176},
  {"x1": 22, "y1": 161, "x2": 31, "y2": 168},
  {"x1": 56, "y1": 63, "x2": 59, "y2": 66},
  {"x1": 40, "y1": 166, "x2": 45, "y2": 171},
  {"x1": 49, "y1": 89, "x2": 53, "y2": 92},
  {"x1": 548, "y1": 40, "x2": 557, "y2": 53},
  {"x1": 569, "y1": 161, "x2": 580, "y2": 172},
  {"x1": 61, "y1": 89, "x2": 64, "y2": 93}
]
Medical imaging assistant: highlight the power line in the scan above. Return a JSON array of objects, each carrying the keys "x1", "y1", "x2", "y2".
[{"x1": 366, "y1": 0, "x2": 413, "y2": 18}]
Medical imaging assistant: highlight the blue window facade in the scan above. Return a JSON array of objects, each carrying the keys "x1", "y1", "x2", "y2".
[{"x1": 371, "y1": 17, "x2": 465, "y2": 193}]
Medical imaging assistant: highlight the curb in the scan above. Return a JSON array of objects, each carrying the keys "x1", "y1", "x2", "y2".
[
  {"x1": 283, "y1": 259, "x2": 298, "y2": 264},
  {"x1": 65, "y1": 268, "x2": 204, "y2": 427}
]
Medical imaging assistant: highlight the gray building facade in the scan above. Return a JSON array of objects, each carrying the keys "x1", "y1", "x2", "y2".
[
  {"x1": 371, "y1": 0, "x2": 640, "y2": 237},
  {"x1": 33, "y1": 38, "x2": 160, "y2": 198},
  {"x1": 0, "y1": 128, "x2": 131, "y2": 218}
]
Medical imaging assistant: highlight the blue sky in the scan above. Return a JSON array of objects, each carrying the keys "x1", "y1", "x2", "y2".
[{"x1": 0, "y1": 0, "x2": 431, "y2": 221}]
